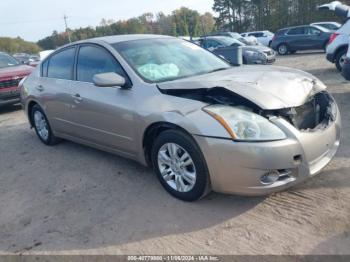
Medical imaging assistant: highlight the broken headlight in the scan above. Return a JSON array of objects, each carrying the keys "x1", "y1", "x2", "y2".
[{"x1": 203, "y1": 105, "x2": 286, "y2": 141}]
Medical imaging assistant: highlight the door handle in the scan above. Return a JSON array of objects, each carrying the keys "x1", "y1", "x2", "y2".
[
  {"x1": 36, "y1": 85, "x2": 44, "y2": 92},
  {"x1": 72, "y1": 93, "x2": 83, "y2": 102}
]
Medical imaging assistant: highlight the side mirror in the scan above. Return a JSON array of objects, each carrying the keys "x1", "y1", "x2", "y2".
[{"x1": 93, "y1": 72, "x2": 126, "y2": 88}]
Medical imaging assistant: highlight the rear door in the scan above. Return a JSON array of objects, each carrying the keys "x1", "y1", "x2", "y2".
[
  {"x1": 305, "y1": 26, "x2": 324, "y2": 49},
  {"x1": 286, "y1": 27, "x2": 308, "y2": 49},
  {"x1": 40, "y1": 46, "x2": 76, "y2": 134}
]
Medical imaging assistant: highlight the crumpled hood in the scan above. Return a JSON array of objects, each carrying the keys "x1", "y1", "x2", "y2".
[{"x1": 157, "y1": 66, "x2": 326, "y2": 110}]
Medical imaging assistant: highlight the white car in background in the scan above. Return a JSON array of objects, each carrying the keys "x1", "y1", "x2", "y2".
[
  {"x1": 311, "y1": 22, "x2": 342, "y2": 31},
  {"x1": 318, "y1": 2, "x2": 350, "y2": 71},
  {"x1": 241, "y1": 31, "x2": 274, "y2": 46}
]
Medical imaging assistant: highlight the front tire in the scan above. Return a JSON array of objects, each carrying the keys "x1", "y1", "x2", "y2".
[
  {"x1": 151, "y1": 130, "x2": 210, "y2": 202},
  {"x1": 278, "y1": 44, "x2": 289, "y2": 55},
  {"x1": 31, "y1": 104, "x2": 59, "y2": 146}
]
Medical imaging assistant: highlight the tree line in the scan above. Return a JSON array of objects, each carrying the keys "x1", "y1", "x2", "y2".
[
  {"x1": 213, "y1": 0, "x2": 350, "y2": 33},
  {"x1": 0, "y1": 37, "x2": 41, "y2": 54},
  {"x1": 37, "y1": 8, "x2": 215, "y2": 50},
  {"x1": 1, "y1": 1, "x2": 349, "y2": 53}
]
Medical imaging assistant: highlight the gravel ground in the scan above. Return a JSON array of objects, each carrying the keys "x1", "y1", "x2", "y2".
[{"x1": 0, "y1": 52, "x2": 349, "y2": 255}]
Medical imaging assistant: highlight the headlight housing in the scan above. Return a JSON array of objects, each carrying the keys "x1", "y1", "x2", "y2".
[
  {"x1": 203, "y1": 105, "x2": 287, "y2": 141},
  {"x1": 246, "y1": 50, "x2": 266, "y2": 58}
]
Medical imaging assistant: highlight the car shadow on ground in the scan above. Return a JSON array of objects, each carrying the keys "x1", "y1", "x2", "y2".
[
  {"x1": 0, "y1": 127, "x2": 264, "y2": 253},
  {"x1": 276, "y1": 50, "x2": 325, "y2": 57},
  {"x1": 310, "y1": 231, "x2": 350, "y2": 255},
  {"x1": 0, "y1": 104, "x2": 22, "y2": 115}
]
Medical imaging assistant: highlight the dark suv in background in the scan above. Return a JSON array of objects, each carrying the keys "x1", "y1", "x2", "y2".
[{"x1": 271, "y1": 25, "x2": 331, "y2": 55}]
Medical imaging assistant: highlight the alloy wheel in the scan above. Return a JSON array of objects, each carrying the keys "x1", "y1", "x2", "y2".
[
  {"x1": 278, "y1": 45, "x2": 288, "y2": 55},
  {"x1": 157, "y1": 143, "x2": 197, "y2": 193},
  {"x1": 34, "y1": 110, "x2": 49, "y2": 141}
]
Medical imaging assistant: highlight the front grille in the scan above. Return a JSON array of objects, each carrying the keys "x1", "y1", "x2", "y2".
[{"x1": 0, "y1": 78, "x2": 22, "y2": 89}]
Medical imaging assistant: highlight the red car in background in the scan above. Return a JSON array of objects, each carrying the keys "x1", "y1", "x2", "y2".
[{"x1": 0, "y1": 52, "x2": 33, "y2": 106}]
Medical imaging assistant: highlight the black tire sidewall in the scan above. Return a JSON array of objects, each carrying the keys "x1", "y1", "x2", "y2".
[
  {"x1": 336, "y1": 49, "x2": 347, "y2": 72},
  {"x1": 151, "y1": 130, "x2": 209, "y2": 202},
  {"x1": 278, "y1": 44, "x2": 289, "y2": 55},
  {"x1": 31, "y1": 104, "x2": 56, "y2": 145}
]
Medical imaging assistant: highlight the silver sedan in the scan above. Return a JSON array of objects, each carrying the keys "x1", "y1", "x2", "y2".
[{"x1": 20, "y1": 35, "x2": 341, "y2": 201}]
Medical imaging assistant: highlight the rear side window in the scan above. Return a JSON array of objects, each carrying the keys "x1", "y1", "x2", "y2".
[
  {"x1": 275, "y1": 29, "x2": 287, "y2": 36},
  {"x1": 287, "y1": 27, "x2": 305, "y2": 35},
  {"x1": 47, "y1": 47, "x2": 76, "y2": 80},
  {"x1": 41, "y1": 59, "x2": 49, "y2": 77},
  {"x1": 307, "y1": 27, "x2": 321, "y2": 35},
  {"x1": 76, "y1": 45, "x2": 126, "y2": 83}
]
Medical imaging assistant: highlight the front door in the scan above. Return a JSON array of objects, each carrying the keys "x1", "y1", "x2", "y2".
[{"x1": 68, "y1": 44, "x2": 137, "y2": 156}]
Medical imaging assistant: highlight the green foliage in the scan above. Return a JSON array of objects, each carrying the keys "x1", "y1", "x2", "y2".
[
  {"x1": 214, "y1": 0, "x2": 350, "y2": 33},
  {"x1": 37, "y1": 8, "x2": 216, "y2": 50},
  {"x1": 0, "y1": 37, "x2": 41, "y2": 54}
]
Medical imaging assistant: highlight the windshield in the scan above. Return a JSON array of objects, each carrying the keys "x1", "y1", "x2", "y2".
[
  {"x1": 216, "y1": 37, "x2": 245, "y2": 47},
  {"x1": 0, "y1": 53, "x2": 19, "y2": 68},
  {"x1": 113, "y1": 38, "x2": 230, "y2": 83}
]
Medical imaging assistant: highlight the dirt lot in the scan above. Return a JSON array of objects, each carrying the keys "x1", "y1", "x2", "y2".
[{"x1": 0, "y1": 52, "x2": 349, "y2": 255}]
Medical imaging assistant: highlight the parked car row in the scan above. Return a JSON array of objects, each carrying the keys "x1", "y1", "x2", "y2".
[
  {"x1": 13, "y1": 53, "x2": 40, "y2": 67},
  {"x1": 196, "y1": 36, "x2": 276, "y2": 65}
]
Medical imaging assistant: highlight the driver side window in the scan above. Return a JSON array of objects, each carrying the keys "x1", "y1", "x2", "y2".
[{"x1": 76, "y1": 45, "x2": 127, "y2": 83}]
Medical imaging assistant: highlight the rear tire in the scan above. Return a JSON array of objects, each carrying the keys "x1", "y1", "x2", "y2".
[
  {"x1": 151, "y1": 130, "x2": 210, "y2": 202},
  {"x1": 335, "y1": 49, "x2": 347, "y2": 72},
  {"x1": 277, "y1": 44, "x2": 289, "y2": 55},
  {"x1": 31, "y1": 104, "x2": 60, "y2": 146}
]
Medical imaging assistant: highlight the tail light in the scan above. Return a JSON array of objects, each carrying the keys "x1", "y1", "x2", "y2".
[
  {"x1": 272, "y1": 35, "x2": 276, "y2": 42},
  {"x1": 328, "y1": 33, "x2": 339, "y2": 45}
]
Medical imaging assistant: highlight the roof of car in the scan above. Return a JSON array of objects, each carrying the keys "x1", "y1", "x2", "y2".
[
  {"x1": 278, "y1": 24, "x2": 326, "y2": 31},
  {"x1": 80, "y1": 34, "x2": 173, "y2": 44},
  {"x1": 311, "y1": 22, "x2": 340, "y2": 25}
]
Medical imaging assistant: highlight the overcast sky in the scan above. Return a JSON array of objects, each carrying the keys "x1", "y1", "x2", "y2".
[{"x1": 0, "y1": 0, "x2": 214, "y2": 42}]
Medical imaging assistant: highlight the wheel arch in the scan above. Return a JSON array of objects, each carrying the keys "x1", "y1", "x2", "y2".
[
  {"x1": 277, "y1": 42, "x2": 290, "y2": 54},
  {"x1": 142, "y1": 122, "x2": 195, "y2": 167},
  {"x1": 335, "y1": 45, "x2": 348, "y2": 58},
  {"x1": 27, "y1": 100, "x2": 40, "y2": 127}
]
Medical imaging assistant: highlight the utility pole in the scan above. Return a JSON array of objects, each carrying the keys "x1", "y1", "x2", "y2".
[{"x1": 63, "y1": 14, "x2": 72, "y2": 43}]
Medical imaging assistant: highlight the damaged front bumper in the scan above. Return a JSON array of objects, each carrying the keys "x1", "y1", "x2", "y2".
[{"x1": 194, "y1": 105, "x2": 341, "y2": 196}]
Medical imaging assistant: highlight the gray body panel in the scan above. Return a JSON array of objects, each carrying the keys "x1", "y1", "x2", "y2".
[{"x1": 21, "y1": 34, "x2": 340, "y2": 196}]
